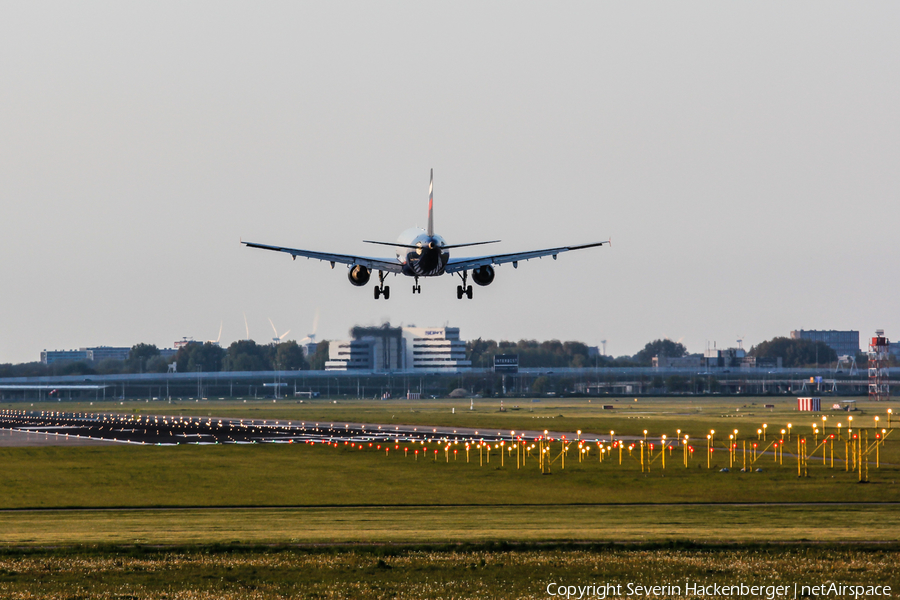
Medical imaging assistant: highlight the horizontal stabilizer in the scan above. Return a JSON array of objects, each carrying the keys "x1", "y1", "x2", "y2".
[
  {"x1": 363, "y1": 239, "x2": 501, "y2": 250},
  {"x1": 441, "y1": 240, "x2": 500, "y2": 250},
  {"x1": 363, "y1": 240, "x2": 421, "y2": 250}
]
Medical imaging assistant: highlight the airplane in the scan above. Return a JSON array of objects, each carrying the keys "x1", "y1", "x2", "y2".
[{"x1": 242, "y1": 170, "x2": 609, "y2": 300}]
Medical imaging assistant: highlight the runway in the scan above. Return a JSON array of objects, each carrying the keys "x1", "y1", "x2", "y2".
[{"x1": 0, "y1": 409, "x2": 623, "y2": 447}]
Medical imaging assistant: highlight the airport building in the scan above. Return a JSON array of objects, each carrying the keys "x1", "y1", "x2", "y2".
[
  {"x1": 325, "y1": 331, "x2": 404, "y2": 371},
  {"x1": 325, "y1": 325, "x2": 471, "y2": 372},
  {"x1": 86, "y1": 346, "x2": 132, "y2": 362},
  {"x1": 41, "y1": 346, "x2": 132, "y2": 365},
  {"x1": 790, "y1": 330, "x2": 860, "y2": 357},
  {"x1": 401, "y1": 327, "x2": 471, "y2": 372},
  {"x1": 40, "y1": 349, "x2": 92, "y2": 365}
]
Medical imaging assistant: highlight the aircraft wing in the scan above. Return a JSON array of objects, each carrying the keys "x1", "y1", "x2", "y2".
[
  {"x1": 242, "y1": 241, "x2": 404, "y2": 273},
  {"x1": 445, "y1": 241, "x2": 608, "y2": 273}
]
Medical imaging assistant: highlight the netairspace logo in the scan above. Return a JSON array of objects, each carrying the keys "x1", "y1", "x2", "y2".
[{"x1": 545, "y1": 582, "x2": 893, "y2": 599}]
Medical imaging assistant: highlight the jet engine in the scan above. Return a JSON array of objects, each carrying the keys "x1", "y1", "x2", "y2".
[
  {"x1": 348, "y1": 265, "x2": 371, "y2": 286},
  {"x1": 472, "y1": 265, "x2": 495, "y2": 286}
]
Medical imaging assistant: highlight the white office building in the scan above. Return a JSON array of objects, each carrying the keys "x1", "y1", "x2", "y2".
[
  {"x1": 401, "y1": 327, "x2": 471, "y2": 372},
  {"x1": 325, "y1": 325, "x2": 471, "y2": 372}
]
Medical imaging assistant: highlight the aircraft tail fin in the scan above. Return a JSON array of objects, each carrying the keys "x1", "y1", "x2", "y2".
[{"x1": 427, "y1": 168, "x2": 434, "y2": 237}]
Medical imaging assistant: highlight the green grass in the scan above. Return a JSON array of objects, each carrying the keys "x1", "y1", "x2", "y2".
[
  {"x1": 0, "y1": 545, "x2": 898, "y2": 599},
  {"x1": 1, "y1": 440, "x2": 899, "y2": 510},
  {"x1": 2, "y1": 396, "x2": 899, "y2": 547},
  {"x1": 2, "y1": 505, "x2": 900, "y2": 545}
]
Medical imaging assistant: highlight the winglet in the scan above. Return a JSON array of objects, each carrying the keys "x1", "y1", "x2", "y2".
[{"x1": 427, "y1": 168, "x2": 434, "y2": 237}]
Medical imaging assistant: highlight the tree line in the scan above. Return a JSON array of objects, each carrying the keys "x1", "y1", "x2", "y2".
[
  {"x1": 0, "y1": 340, "x2": 332, "y2": 378},
  {"x1": 0, "y1": 333, "x2": 874, "y2": 378}
]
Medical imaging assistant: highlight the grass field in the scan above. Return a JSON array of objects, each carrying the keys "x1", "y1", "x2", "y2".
[
  {"x1": 2, "y1": 396, "x2": 898, "y2": 596},
  {"x1": 0, "y1": 545, "x2": 898, "y2": 599},
  {"x1": 2, "y1": 396, "x2": 898, "y2": 547},
  {"x1": 2, "y1": 505, "x2": 900, "y2": 545}
]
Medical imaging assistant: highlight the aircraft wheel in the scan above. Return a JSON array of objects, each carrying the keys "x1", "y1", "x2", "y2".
[
  {"x1": 374, "y1": 287, "x2": 381, "y2": 300},
  {"x1": 457, "y1": 285, "x2": 463, "y2": 299},
  {"x1": 383, "y1": 286, "x2": 390, "y2": 299},
  {"x1": 466, "y1": 285, "x2": 473, "y2": 299}
]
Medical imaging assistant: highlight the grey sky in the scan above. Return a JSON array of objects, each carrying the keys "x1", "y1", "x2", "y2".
[{"x1": 1, "y1": 2, "x2": 898, "y2": 363}]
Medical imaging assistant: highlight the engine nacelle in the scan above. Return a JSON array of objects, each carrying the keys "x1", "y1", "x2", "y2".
[
  {"x1": 348, "y1": 265, "x2": 371, "y2": 286},
  {"x1": 472, "y1": 265, "x2": 495, "y2": 286}
]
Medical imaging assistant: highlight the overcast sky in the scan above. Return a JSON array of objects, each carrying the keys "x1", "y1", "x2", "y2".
[{"x1": 1, "y1": 2, "x2": 898, "y2": 364}]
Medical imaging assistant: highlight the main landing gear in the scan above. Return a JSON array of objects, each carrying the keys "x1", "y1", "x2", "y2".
[
  {"x1": 373, "y1": 270, "x2": 390, "y2": 300},
  {"x1": 412, "y1": 276, "x2": 421, "y2": 294},
  {"x1": 456, "y1": 270, "x2": 473, "y2": 300}
]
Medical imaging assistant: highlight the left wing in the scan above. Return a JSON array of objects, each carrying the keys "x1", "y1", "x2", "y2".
[
  {"x1": 242, "y1": 241, "x2": 403, "y2": 273},
  {"x1": 445, "y1": 241, "x2": 608, "y2": 273}
]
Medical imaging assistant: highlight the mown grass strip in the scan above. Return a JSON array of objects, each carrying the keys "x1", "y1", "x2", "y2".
[{"x1": 1, "y1": 504, "x2": 899, "y2": 546}]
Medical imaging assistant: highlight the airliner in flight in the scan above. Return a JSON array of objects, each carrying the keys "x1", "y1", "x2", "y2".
[{"x1": 242, "y1": 170, "x2": 608, "y2": 299}]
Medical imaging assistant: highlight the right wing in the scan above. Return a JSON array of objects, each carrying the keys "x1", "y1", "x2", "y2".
[
  {"x1": 445, "y1": 241, "x2": 608, "y2": 273},
  {"x1": 242, "y1": 241, "x2": 403, "y2": 273}
]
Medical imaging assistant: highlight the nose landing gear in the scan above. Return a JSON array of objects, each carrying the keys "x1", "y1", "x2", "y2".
[
  {"x1": 412, "y1": 276, "x2": 421, "y2": 294},
  {"x1": 374, "y1": 270, "x2": 390, "y2": 300}
]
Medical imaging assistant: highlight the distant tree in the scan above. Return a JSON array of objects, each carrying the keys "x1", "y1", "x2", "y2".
[
  {"x1": 145, "y1": 355, "x2": 170, "y2": 373},
  {"x1": 466, "y1": 338, "x2": 596, "y2": 369},
  {"x1": 94, "y1": 359, "x2": 124, "y2": 375},
  {"x1": 0, "y1": 362, "x2": 48, "y2": 378},
  {"x1": 308, "y1": 341, "x2": 330, "y2": 371},
  {"x1": 274, "y1": 341, "x2": 308, "y2": 370},
  {"x1": 466, "y1": 338, "x2": 498, "y2": 369},
  {"x1": 749, "y1": 337, "x2": 836, "y2": 368},
  {"x1": 50, "y1": 361, "x2": 96, "y2": 376},
  {"x1": 634, "y1": 339, "x2": 688, "y2": 366},
  {"x1": 531, "y1": 376, "x2": 549, "y2": 394},
  {"x1": 222, "y1": 340, "x2": 271, "y2": 371},
  {"x1": 176, "y1": 342, "x2": 226, "y2": 373},
  {"x1": 127, "y1": 343, "x2": 160, "y2": 373}
]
